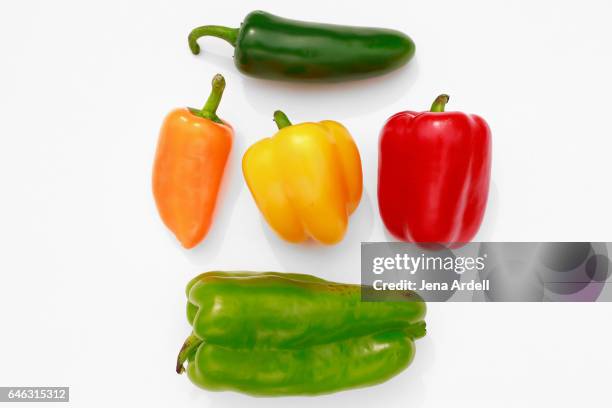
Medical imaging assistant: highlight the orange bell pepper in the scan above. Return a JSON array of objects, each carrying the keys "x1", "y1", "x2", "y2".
[
  {"x1": 152, "y1": 74, "x2": 232, "y2": 249},
  {"x1": 242, "y1": 111, "x2": 362, "y2": 245}
]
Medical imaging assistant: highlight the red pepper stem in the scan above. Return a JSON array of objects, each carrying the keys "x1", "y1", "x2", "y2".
[
  {"x1": 188, "y1": 25, "x2": 239, "y2": 55},
  {"x1": 176, "y1": 333, "x2": 203, "y2": 374},
  {"x1": 190, "y1": 74, "x2": 226, "y2": 124},
  {"x1": 273, "y1": 110, "x2": 292, "y2": 129},
  {"x1": 430, "y1": 94, "x2": 450, "y2": 112}
]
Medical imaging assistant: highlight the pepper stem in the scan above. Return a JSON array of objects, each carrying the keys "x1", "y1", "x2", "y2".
[
  {"x1": 273, "y1": 110, "x2": 292, "y2": 129},
  {"x1": 176, "y1": 333, "x2": 203, "y2": 374},
  {"x1": 406, "y1": 321, "x2": 427, "y2": 340},
  {"x1": 188, "y1": 25, "x2": 239, "y2": 55},
  {"x1": 430, "y1": 94, "x2": 450, "y2": 112},
  {"x1": 189, "y1": 74, "x2": 226, "y2": 124}
]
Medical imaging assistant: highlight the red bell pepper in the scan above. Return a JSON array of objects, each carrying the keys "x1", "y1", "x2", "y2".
[{"x1": 378, "y1": 94, "x2": 492, "y2": 244}]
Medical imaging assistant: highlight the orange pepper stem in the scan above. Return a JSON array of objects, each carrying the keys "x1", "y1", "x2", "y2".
[
  {"x1": 190, "y1": 74, "x2": 226, "y2": 124},
  {"x1": 273, "y1": 110, "x2": 292, "y2": 129},
  {"x1": 430, "y1": 94, "x2": 450, "y2": 112}
]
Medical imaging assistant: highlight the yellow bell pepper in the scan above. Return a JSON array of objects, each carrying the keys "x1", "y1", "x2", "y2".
[{"x1": 242, "y1": 111, "x2": 363, "y2": 245}]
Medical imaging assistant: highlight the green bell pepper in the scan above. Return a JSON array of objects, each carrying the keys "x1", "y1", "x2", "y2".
[
  {"x1": 177, "y1": 272, "x2": 427, "y2": 396},
  {"x1": 188, "y1": 11, "x2": 416, "y2": 82}
]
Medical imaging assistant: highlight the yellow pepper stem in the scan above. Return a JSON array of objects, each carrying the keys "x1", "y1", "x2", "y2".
[{"x1": 273, "y1": 110, "x2": 292, "y2": 129}]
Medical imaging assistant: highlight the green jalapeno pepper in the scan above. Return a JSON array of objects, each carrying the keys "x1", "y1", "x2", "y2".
[
  {"x1": 188, "y1": 11, "x2": 416, "y2": 82},
  {"x1": 177, "y1": 272, "x2": 427, "y2": 396}
]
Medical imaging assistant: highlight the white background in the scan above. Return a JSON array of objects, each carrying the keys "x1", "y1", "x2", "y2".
[{"x1": 1, "y1": 0, "x2": 611, "y2": 407}]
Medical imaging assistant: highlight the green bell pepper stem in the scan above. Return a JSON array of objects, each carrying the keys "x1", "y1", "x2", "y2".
[
  {"x1": 176, "y1": 333, "x2": 203, "y2": 374},
  {"x1": 188, "y1": 74, "x2": 226, "y2": 124},
  {"x1": 188, "y1": 25, "x2": 239, "y2": 55},
  {"x1": 430, "y1": 94, "x2": 450, "y2": 112},
  {"x1": 406, "y1": 320, "x2": 427, "y2": 339},
  {"x1": 273, "y1": 110, "x2": 292, "y2": 129}
]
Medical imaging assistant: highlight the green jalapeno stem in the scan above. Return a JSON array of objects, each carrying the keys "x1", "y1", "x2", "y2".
[
  {"x1": 430, "y1": 94, "x2": 450, "y2": 112},
  {"x1": 188, "y1": 25, "x2": 239, "y2": 55},
  {"x1": 188, "y1": 74, "x2": 226, "y2": 124},
  {"x1": 273, "y1": 110, "x2": 292, "y2": 129},
  {"x1": 176, "y1": 333, "x2": 204, "y2": 374}
]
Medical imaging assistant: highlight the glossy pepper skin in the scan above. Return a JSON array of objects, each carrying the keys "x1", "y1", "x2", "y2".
[
  {"x1": 152, "y1": 74, "x2": 232, "y2": 249},
  {"x1": 378, "y1": 95, "x2": 492, "y2": 244},
  {"x1": 188, "y1": 11, "x2": 415, "y2": 82},
  {"x1": 242, "y1": 111, "x2": 362, "y2": 244},
  {"x1": 177, "y1": 272, "x2": 426, "y2": 396}
]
